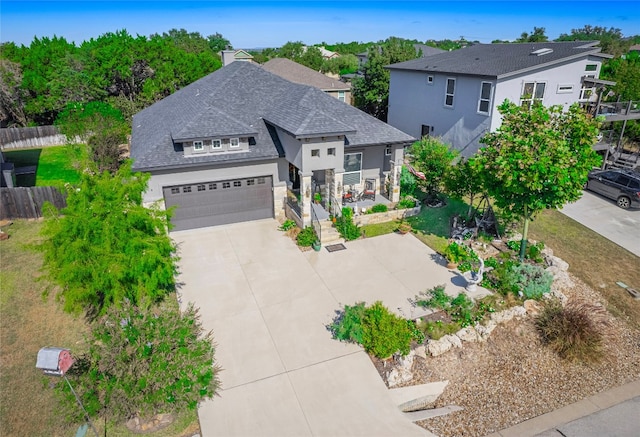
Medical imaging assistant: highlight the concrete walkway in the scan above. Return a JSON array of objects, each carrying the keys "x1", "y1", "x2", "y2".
[
  {"x1": 486, "y1": 379, "x2": 640, "y2": 437},
  {"x1": 172, "y1": 219, "x2": 479, "y2": 437}
]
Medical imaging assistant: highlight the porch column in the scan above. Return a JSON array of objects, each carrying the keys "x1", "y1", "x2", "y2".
[
  {"x1": 389, "y1": 147, "x2": 404, "y2": 202},
  {"x1": 300, "y1": 171, "x2": 312, "y2": 227},
  {"x1": 333, "y1": 170, "x2": 344, "y2": 209}
]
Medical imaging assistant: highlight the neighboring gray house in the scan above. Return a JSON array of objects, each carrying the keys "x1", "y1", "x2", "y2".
[
  {"x1": 387, "y1": 41, "x2": 612, "y2": 156},
  {"x1": 262, "y1": 58, "x2": 352, "y2": 104},
  {"x1": 131, "y1": 61, "x2": 414, "y2": 231}
]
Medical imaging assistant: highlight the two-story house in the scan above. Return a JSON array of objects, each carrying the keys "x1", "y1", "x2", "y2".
[
  {"x1": 130, "y1": 62, "x2": 414, "y2": 231},
  {"x1": 262, "y1": 58, "x2": 352, "y2": 104},
  {"x1": 387, "y1": 41, "x2": 612, "y2": 156}
]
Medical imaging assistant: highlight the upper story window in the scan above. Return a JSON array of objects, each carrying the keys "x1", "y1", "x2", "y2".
[
  {"x1": 230, "y1": 138, "x2": 240, "y2": 148},
  {"x1": 557, "y1": 84, "x2": 574, "y2": 94},
  {"x1": 477, "y1": 82, "x2": 492, "y2": 114},
  {"x1": 311, "y1": 149, "x2": 320, "y2": 157},
  {"x1": 212, "y1": 139, "x2": 222, "y2": 150},
  {"x1": 385, "y1": 146, "x2": 392, "y2": 156},
  {"x1": 193, "y1": 141, "x2": 204, "y2": 152},
  {"x1": 585, "y1": 64, "x2": 598, "y2": 72},
  {"x1": 444, "y1": 78, "x2": 456, "y2": 107},
  {"x1": 338, "y1": 91, "x2": 345, "y2": 102},
  {"x1": 426, "y1": 75, "x2": 434, "y2": 85},
  {"x1": 327, "y1": 147, "x2": 336, "y2": 156},
  {"x1": 520, "y1": 82, "x2": 546, "y2": 109}
]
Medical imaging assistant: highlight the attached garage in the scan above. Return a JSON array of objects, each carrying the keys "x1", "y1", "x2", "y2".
[{"x1": 163, "y1": 176, "x2": 273, "y2": 231}]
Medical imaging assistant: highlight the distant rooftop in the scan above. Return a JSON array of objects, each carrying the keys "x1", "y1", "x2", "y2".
[{"x1": 262, "y1": 58, "x2": 351, "y2": 91}]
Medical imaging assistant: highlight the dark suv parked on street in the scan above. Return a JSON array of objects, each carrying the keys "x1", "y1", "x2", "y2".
[{"x1": 585, "y1": 168, "x2": 640, "y2": 209}]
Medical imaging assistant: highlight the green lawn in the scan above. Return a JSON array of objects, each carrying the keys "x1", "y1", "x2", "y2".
[
  {"x1": 408, "y1": 197, "x2": 470, "y2": 254},
  {"x1": 0, "y1": 221, "x2": 199, "y2": 436},
  {"x1": 3, "y1": 146, "x2": 81, "y2": 187}
]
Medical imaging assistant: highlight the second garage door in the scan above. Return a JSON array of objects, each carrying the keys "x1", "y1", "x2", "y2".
[{"x1": 163, "y1": 176, "x2": 273, "y2": 231}]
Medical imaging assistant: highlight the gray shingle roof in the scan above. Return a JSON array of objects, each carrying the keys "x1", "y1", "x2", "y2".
[
  {"x1": 262, "y1": 58, "x2": 351, "y2": 91},
  {"x1": 386, "y1": 41, "x2": 605, "y2": 78},
  {"x1": 131, "y1": 62, "x2": 414, "y2": 171}
]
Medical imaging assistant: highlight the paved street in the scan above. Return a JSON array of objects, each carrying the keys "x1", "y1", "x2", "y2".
[{"x1": 560, "y1": 190, "x2": 640, "y2": 257}]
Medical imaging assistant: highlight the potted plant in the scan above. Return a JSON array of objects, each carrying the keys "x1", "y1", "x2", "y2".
[
  {"x1": 443, "y1": 241, "x2": 467, "y2": 268},
  {"x1": 312, "y1": 239, "x2": 322, "y2": 251},
  {"x1": 397, "y1": 220, "x2": 412, "y2": 235}
]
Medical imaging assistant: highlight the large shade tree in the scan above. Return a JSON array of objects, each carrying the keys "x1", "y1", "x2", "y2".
[{"x1": 474, "y1": 101, "x2": 602, "y2": 260}]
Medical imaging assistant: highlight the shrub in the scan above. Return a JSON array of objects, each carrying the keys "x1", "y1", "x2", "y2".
[
  {"x1": 329, "y1": 302, "x2": 366, "y2": 344},
  {"x1": 400, "y1": 166, "x2": 417, "y2": 197},
  {"x1": 336, "y1": 207, "x2": 361, "y2": 241},
  {"x1": 506, "y1": 240, "x2": 545, "y2": 263},
  {"x1": 505, "y1": 263, "x2": 553, "y2": 299},
  {"x1": 396, "y1": 196, "x2": 416, "y2": 209},
  {"x1": 330, "y1": 301, "x2": 420, "y2": 358},
  {"x1": 296, "y1": 226, "x2": 318, "y2": 247},
  {"x1": 369, "y1": 203, "x2": 388, "y2": 213},
  {"x1": 278, "y1": 219, "x2": 296, "y2": 231},
  {"x1": 443, "y1": 242, "x2": 477, "y2": 264},
  {"x1": 535, "y1": 299, "x2": 610, "y2": 362},
  {"x1": 415, "y1": 284, "x2": 450, "y2": 310},
  {"x1": 58, "y1": 302, "x2": 220, "y2": 422},
  {"x1": 361, "y1": 301, "x2": 416, "y2": 358}
]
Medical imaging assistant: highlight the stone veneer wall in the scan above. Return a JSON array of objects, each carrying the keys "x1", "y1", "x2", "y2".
[{"x1": 353, "y1": 205, "x2": 421, "y2": 226}]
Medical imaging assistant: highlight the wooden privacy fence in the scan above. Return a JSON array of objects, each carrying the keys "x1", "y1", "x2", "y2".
[
  {"x1": 0, "y1": 126, "x2": 68, "y2": 149},
  {"x1": 0, "y1": 186, "x2": 67, "y2": 220}
]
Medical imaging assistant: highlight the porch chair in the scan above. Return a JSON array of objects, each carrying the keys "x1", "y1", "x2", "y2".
[{"x1": 362, "y1": 178, "x2": 376, "y2": 201}]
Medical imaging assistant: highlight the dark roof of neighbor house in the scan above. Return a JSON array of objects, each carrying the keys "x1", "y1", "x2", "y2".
[
  {"x1": 262, "y1": 58, "x2": 351, "y2": 91},
  {"x1": 131, "y1": 61, "x2": 414, "y2": 171},
  {"x1": 386, "y1": 41, "x2": 609, "y2": 78}
]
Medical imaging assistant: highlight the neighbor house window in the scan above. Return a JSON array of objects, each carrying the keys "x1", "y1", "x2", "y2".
[
  {"x1": 520, "y1": 82, "x2": 546, "y2": 109},
  {"x1": 426, "y1": 75, "x2": 434, "y2": 85},
  {"x1": 233, "y1": 181, "x2": 242, "y2": 187},
  {"x1": 209, "y1": 183, "x2": 217, "y2": 190},
  {"x1": 247, "y1": 179, "x2": 255, "y2": 186},
  {"x1": 343, "y1": 152, "x2": 362, "y2": 186},
  {"x1": 385, "y1": 146, "x2": 392, "y2": 156},
  {"x1": 557, "y1": 84, "x2": 574, "y2": 94},
  {"x1": 170, "y1": 187, "x2": 180, "y2": 194},
  {"x1": 421, "y1": 125, "x2": 432, "y2": 138},
  {"x1": 327, "y1": 147, "x2": 336, "y2": 156},
  {"x1": 338, "y1": 91, "x2": 345, "y2": 102},
  {"x1": 477, "y1": 82, "x2": 492, "y2": 114},
  {"x1": 197, "y1": 184, "x2": 206, "y2": 192},
  {"x1": 311, "y1": 149, "x2": 320, "y2": 157},
  {"x1": 193, "y1": 141, "x2": 204, "y2": 152},
  {"x1": 444, "y1": 78, "x2": 456, "y2": 107},
  {"x1": 212, "y1": 139, "x2": 222, "y2": 150},
  {"x1": 183, "y1": 186, "x2": 192, "y2": 193},
  {"x1": 580, "y1": 76, "x2": 596, "y2": 101},
  {"x1": 585, "y1": 64, "x2": 598, "y2": 72},
  {"x1": 230, "y1": 138, "x2": 240, "y2": 148}
]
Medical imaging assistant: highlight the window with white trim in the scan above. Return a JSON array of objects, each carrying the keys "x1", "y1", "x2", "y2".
[
  {"x1": 327, "y1": 147, "x2": 336, "y2": 156},
  {"x1": 585, "y1": 64, "x2": 597, "y2": 72},
  {"x1": 338, "y1": 91, "x2": 345, "y2": 102},
  {"x1": 230, "y1": 138, "x2": 240, "y2": 148},
  {"x1": 311, "y1": 149, "x2": 320, "y2": 157},
  {"x1": 212, "y1": 139, "x2": 222, "y2": 150},
  {"x1": 343, "y1": 152, "x2": 362, "y2": 186},
  {"x1": 426, "y1": 75, "x2": 434, "y2": 85},
  {"x1": 444, "y1": 78, "x2": 456, "y2": 107},
  {"x1": 477, "y1": 82, "x2": 492, "y2": 114},
  {"x1": 385, "y1": 146, "x2": 392, "y2": 156},
  {"x1": 580, "y1": 76, "x2": 596, "y2": 101},
  {"x1": 520, "y1": 82, "x2": 545, "y2": 109},
  {"x1": 193, "y1": 141, "x2": 204, "y2": 152}
]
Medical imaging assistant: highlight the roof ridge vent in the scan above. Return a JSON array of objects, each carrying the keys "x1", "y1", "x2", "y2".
[{"x1": 531, "y1": 47, "x2": 554, "y2": 56}]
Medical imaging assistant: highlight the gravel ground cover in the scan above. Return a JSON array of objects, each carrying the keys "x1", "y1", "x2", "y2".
[{"x1": 387, "y1": 275, "x2": 640, "y2": 436}]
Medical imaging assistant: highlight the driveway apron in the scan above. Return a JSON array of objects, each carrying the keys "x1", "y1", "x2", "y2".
[{"x1": 172, "y1": 219, "x2": 464, "y2": 437}]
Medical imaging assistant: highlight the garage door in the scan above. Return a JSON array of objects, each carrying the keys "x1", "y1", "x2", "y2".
[{"x1": 163, "y1": 176, "x2": 273, "y2": 231}]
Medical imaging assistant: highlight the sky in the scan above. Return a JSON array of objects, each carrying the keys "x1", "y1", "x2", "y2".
[{"x1": 1, "y1": 0, "x2": 639, "y2": 48}]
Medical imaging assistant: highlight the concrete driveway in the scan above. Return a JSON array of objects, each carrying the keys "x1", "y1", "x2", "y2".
[
  {"x1": 560, "y1": 190, "x2": 640, "y2": 257},
  {"x1": 172, "y1": 219, "x2": 475, "y2": 437}
]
